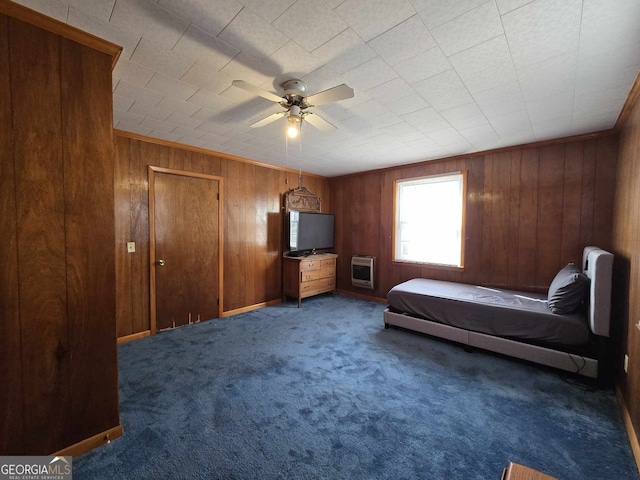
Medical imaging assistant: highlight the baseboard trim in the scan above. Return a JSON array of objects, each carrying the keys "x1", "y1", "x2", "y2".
[
  {"x1": 222, "y1": 299, "x2": 281, "y2": 317},
  {"x1": 616, "y1": 387, "x2": 640, "y2": 474},
  {"x1": 53, "y1": 425, "x2": 123, "y2": 458},
  {"x1": 336, "y1": 289, "x2": 387, "y2": 304},
  {"x1": 117, "y1": 330, "x2": 151, "y2": 344}
]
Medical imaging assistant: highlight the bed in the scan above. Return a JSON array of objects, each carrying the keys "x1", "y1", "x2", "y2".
[{"x1": 384, "y1": 247, "x2": 613, "y2": 383}]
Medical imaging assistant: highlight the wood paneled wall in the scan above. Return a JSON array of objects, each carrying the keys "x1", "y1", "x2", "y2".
[
  {"x1": 114, "y1": 133, "x2": 330, "y2": 338},
  {"x1": 329, "y1": 134, "x2": 618, "y2": 299},
  {"x1": 612, "y1": 81, "x2": 640, "y2": 454},
  {"x1": 0, "y1": 9, "x2": 120, "y2": 455}
]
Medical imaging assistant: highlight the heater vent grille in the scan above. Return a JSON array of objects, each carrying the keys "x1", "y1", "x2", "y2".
[{"x1": 351, "y1": 256, "x2": 374, "y2": 290}]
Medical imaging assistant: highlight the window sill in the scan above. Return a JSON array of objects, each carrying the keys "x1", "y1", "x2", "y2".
[{"x1": 392, "y1": 260, "x2": 464, "y2": 272}]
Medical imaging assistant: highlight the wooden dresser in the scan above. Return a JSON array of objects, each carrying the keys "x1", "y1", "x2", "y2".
[{"x1": 283, "y1": 253, "x2": 338, "y2": 307}]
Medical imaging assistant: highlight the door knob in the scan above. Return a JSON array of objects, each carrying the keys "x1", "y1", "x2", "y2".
[{"x1": 157, "y1": 259, "x2": 165, "y2": 266}]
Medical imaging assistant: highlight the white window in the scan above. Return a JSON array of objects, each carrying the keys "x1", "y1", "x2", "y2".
[{"x1": 394, "y1": 172, "x2": 465, "y2": 267}]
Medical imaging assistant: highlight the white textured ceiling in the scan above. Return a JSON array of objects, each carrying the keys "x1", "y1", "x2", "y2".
[{"x1": 15, "y1": 0, "x2": 640, "y2": 177}]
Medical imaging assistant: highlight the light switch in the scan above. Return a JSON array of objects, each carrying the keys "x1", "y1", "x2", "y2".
[{"x1": 127, "y1": 242, "x2": 136, "y2": 253}]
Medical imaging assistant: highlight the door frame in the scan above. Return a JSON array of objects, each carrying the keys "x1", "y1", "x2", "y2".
[{"x1": 148, "y1": 166, "x2": 224, "y2": 334}]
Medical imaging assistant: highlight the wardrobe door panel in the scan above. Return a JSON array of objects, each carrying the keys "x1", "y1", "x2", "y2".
[
  {"x1": 9, "y1": 18, "x2": 71, "y2": 454},
  {"x1": 0, "y1": 14, "x2": 23, "y2": 455},
  {"x1": 61, "y1": 38, "x2": 119, "y2": 444}
]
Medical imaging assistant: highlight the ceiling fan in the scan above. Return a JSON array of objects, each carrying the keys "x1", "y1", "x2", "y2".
[{"x1": 231, "y1": 79, "x2": 354, "y2": 137}]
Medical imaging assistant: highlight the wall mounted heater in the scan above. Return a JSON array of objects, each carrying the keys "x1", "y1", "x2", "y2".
[{"x1": 351, "y1": 256, "x2": 375, "y2": 289}]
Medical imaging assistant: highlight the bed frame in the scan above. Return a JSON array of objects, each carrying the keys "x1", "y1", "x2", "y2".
[{"x1": 383, "y1": 247, "x2": 613, "y2": 385}]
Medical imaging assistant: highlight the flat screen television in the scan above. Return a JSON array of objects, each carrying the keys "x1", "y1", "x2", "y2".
[{"x1": 288, "y1": 211, "x2": 335, "y2": 256}]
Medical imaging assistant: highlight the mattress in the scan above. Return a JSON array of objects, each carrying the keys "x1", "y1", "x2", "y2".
[{"x1": 387, "y1": 278, "x2": 590, "y2": 346}]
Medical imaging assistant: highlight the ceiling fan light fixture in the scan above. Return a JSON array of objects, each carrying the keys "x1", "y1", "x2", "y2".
[
  {"x1": 287, "y1": 106, "x2": 302, "y2": 138},
  {"x1": 287, "y1": 116, "x2": 300, "y2": 138}
]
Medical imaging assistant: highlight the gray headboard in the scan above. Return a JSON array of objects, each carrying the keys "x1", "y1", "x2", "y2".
[{"x1": 582, "y1": 246, "x2": 614, "y2": 337}]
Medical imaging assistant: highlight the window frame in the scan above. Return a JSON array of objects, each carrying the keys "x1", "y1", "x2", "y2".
[{"x1": 392, "y1": 171, "x2": 467, "y2": 269}]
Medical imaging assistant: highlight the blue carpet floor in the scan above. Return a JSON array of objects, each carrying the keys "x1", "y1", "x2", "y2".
[{"x1": 75, "y1": 294, "x2": 638, "y2": 479}]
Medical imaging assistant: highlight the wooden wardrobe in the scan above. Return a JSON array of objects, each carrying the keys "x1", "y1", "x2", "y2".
[{"x1": 0, "y1": 2, "x2": 122, "y2": 455}]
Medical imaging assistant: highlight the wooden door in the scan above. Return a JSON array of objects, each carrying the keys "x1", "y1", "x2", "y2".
[{"x1": 150, "y1": 167, "x2": 222, "y2": 332}]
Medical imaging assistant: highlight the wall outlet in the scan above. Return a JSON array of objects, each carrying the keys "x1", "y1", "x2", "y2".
[
  {"x1": 624, "y1": 354, "x2": 629, "y2": 373},
  {"x1": 127, "y1": 242, "x2": 136, "y2": 253}
]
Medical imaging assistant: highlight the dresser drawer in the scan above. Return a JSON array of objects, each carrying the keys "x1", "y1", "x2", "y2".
[
  {"x1": 300, "y1": 259, "x2": 319, "y2": 271},
  {"x1": 300, "y1": 277, "x2": 335, "y2": 297},
  {"x1": 320, "y1": 258, "x2": 336, "y2": 268},
  {"x1": 301, "y1": 267, "x2": 336, "y2": 282},
  {"x1": 300, "y1": 257, "x2": 336, "y2": 271}
]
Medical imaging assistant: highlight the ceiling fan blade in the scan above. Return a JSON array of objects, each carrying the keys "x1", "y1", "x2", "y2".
[
  {"x1": 232, "y1": 80, "x2": 283, "y2": 103},
  {"x1": 305, "y1": 84, "x2": 354, "y2": 107},
  {"x1": 250, "y1": 111, "x2": 287, "y2": 128},
  {"x1": 304, "y1": 112, "x2": 336, "y2": 132}
]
